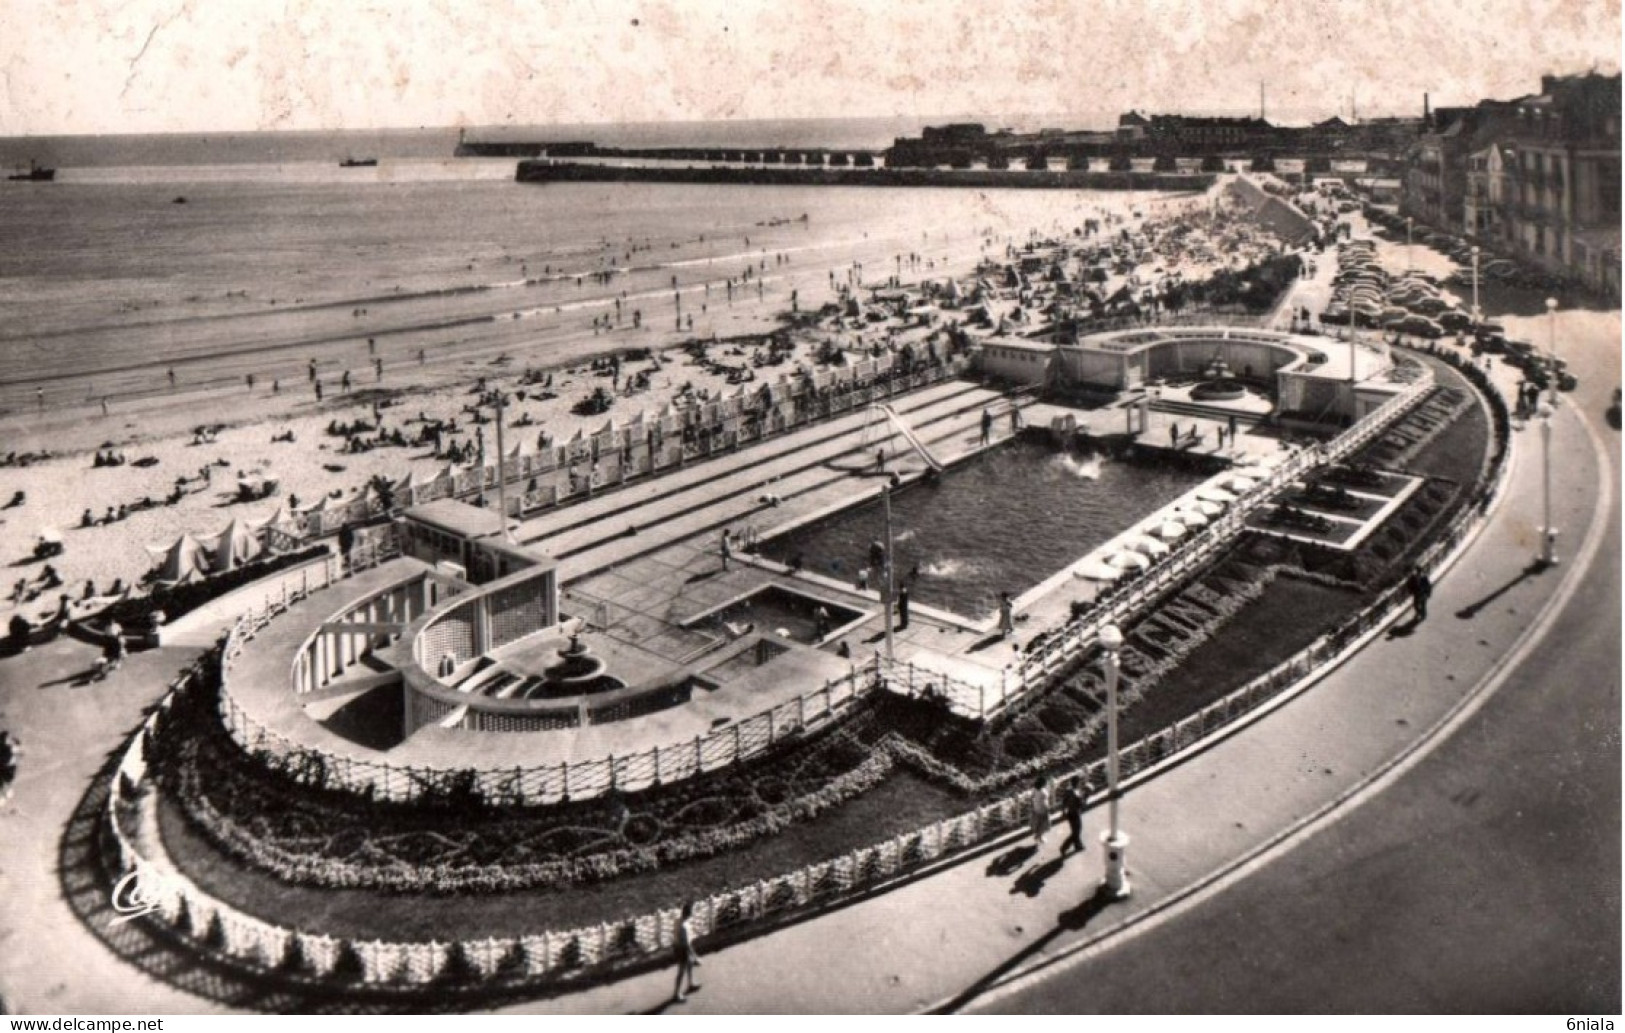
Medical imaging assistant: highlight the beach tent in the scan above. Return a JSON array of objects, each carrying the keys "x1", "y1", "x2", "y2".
[
  {"x1": 145, "y1": 533, "x2": 209, "y2": 586},
  {"x1": 208, "y1": 518, "x2": 262, "y2": 573},
  {"x1": 254, "y1": 503, "x2": 294, "y2": 533},
  {"x1": 1224, "y1": 474, "x2": 1260, "y2": 492}
]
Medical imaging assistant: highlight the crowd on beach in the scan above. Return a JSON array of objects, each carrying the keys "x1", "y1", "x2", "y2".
[{"x1": 0, "y1": 180, "x2": 1315, "y2": 625}]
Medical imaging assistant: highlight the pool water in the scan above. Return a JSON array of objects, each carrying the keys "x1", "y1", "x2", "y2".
[
  {"x1": 762, "y1": 438, "x2": 1205, "y2": 619},
  {"x1": 691, "y1": 585, "x2": 864, "y2": 645}
]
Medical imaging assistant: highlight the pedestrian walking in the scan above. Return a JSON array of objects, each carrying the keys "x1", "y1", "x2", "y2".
[
  {"x1": 720, "y1": 529, "x2": 732, "y2": 572},
  {"x1": 981, "y1": 408, "x2": 993, "y2": 445},
  {"x1": 896, "y1": 584, "x2": 910, "y2": 630},
  {"x1": 1168, "y1": 421, "x2": 1178, "y2": 447},
  {"x1": 998, "y1": 592, "x2": 1015, "y2": 638},
  {"x1": 1227, "y1": 414, "x2": 1238, "y2": 442},
  {"x1": 167, "y1": 367, "x2": 176, "y2": 389},
  {"x1": 672, "y1": 902, "x2": 702, "y2": 1003},
  {"x1": 1059, "y1": 774, "x2": 1090, "y2": 855},
  {"x1": 1408, "y1": 566, "x2": 1432, "y2": 622},
  {"x1": 1028, "y1": 776, "x2": 1053, "y2": 845},
  {"x1": 99, "y1": 397, "x2": 108, "y2": 418}
]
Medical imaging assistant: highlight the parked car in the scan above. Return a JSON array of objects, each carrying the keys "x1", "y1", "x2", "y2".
[
  {"x1": 1437, "y1": 310, "x2": 1473, "y2": 331},
  {"x1": 1393, "y1": 315, "x2": 1445, "y2": 339}
]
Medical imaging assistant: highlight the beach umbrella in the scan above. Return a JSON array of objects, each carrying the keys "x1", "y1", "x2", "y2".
[
  {"x1": 1196, "y1": 485, "x2": 1236, "y2": 504},
  {"x1": 1174, "y1": 508, "x2": 1210, "y2": 528},
  {"x1": 1120, "y1": 533, "x2": 1171, "y2": 558},
  {"x1": 1108, "y1": 551, "x2": 1150, "y2": 571},
  {"x1": 1151, "y1": 520, "x2": 1187, "y2": 541},
  {"x1": 1073, "y1": 559, "x2": 1123, "y2": 582},
  {"x1": 1185, "y1": 499, "x2": 1226, "y2": 518},
  {"x1": 1225, "y1": 474, "x2": 1260, "y2": 492}
]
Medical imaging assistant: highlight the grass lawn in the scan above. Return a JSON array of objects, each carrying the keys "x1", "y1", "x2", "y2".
[
  {"x1": 1116, "y1": 574, "x2": 1362, "y2": 746},
  {"x1": 1399, "y1": 357, "x2": 1490, "y2": 488}
]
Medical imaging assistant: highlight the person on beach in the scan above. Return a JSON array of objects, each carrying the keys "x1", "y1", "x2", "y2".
[
  {"x1": 998, "y1": 592, "x2": 1015, "y2": 638},
  {"x1": 672, "y1": 902, "x2": 702, "y2": 1003}
]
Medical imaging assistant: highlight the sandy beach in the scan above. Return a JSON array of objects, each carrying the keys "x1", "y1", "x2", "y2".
[{"x1": 0, "y1": 184, "x2": 1231, "y2": 623}]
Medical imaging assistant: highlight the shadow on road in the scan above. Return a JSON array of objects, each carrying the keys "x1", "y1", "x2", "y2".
[
  {"x1": 1455, "y1": 560, "x2": 1548, "y2": 620},
  {"x1": 931, "y1": 884, "x2": 1122, "y2": 1013}
]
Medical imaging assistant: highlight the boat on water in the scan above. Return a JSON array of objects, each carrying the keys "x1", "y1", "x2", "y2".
[
  {"x1": 339, "y1": 157, "x2": 378, "y2": 168},
  {"x1": 6, "y1": 161, "x2": 55, "y2": 182}
]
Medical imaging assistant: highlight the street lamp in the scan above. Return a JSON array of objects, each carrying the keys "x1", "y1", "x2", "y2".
[
  {"x1": 1099, "y1": 623, "x2": 1130, "y2": 899},
  {"x1": 1538, "y1": 297, "x2": 1560, "y2": 566},
  {"x1": 1470, "y1": 246, "x2": 1482, "y2": 326}
]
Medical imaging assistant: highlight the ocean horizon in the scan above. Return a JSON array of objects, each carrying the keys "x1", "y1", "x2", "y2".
[{"x1": 0, "y1": 105, "x2": 1369, "y2": 171}]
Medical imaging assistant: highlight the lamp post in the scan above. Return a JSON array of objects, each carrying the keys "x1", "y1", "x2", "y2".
[
  {"x1": 1470, "y1": 246, "x2": 1482, "y2": 326},
  {"x1": 1099, "y1": 623, "x2": 1130, "y2": 899},
  {"x1": 882, "y1": 474, "x2": 898, "y2": 660},
  {"x1": 1539, "y1": 297, "x2": 1560, "y2": 566}
]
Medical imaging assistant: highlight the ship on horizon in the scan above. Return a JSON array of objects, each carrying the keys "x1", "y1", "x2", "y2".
[
  {"x1": 339, "y1": 157, "x2": 378, "y2": 167},
  {"x1": 6, "y1": 160, "x2": 55, "y2": 182}
]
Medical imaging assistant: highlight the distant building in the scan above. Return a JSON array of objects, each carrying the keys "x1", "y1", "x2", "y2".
[
  {"x1": 1500, "y1": 73, "x2": 1621, "y2": 296},
  {"x1": 1402, "y1": 99, "x2": 1523, "y2": 233}
]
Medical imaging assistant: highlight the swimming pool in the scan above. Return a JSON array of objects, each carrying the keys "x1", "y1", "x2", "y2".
[{"x1": 761, "y1": 438, "x2": 1205, "y2": 619}]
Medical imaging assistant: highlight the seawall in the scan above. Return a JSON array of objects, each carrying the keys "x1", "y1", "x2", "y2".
[{"x1": 515, "y1": 161, "x2": 1215, "y2": 192}]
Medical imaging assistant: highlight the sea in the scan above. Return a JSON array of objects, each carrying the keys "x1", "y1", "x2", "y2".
[{"x1": 0, "y1": 117, "x2": 1184, "y2": 410}]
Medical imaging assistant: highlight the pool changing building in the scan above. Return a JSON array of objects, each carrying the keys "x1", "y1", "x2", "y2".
[{"x1": 1055, "y1": 327, "x2": 1407, "y2": 426}]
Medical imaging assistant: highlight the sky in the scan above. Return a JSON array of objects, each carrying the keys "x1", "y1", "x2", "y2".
[{"x1": 0, "y1": 0, "x2": 1619, "y2": 136}]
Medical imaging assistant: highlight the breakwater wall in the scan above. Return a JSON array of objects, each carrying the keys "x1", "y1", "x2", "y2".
[{"x1": 516, "y1": 161, "x2": 1215, "y2": 192}]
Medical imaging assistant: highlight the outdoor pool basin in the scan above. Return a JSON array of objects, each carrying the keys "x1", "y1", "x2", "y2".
[{"x1": 761, "y1": 438, "x2": 1206, "y2": 619}]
